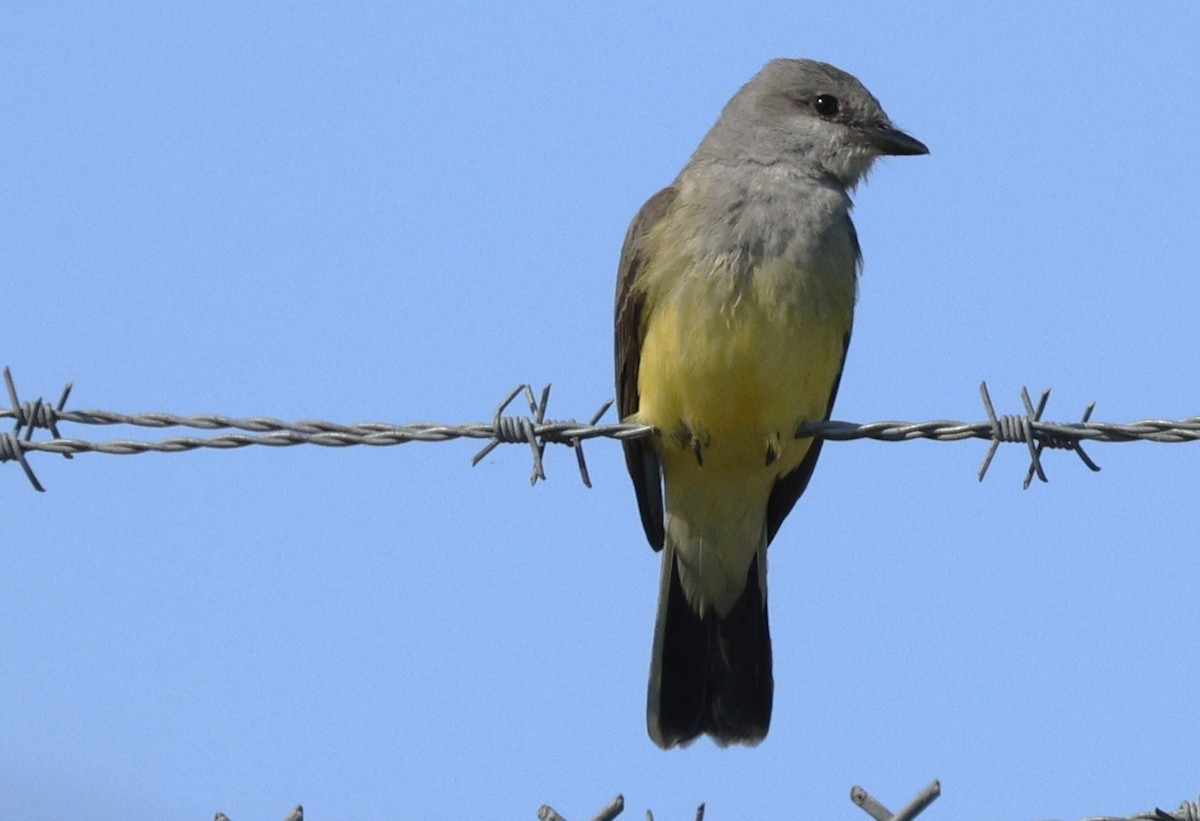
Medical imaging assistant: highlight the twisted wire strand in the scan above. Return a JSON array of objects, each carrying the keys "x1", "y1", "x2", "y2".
[
  {"x1": 10, "y1": 417, "x2": 1199, "y2": 453},
  {"x1": 2, "y1": 368, "x2": 1197, "y2": 493},
  {"x1": 1076, "y1": 797, "x2": 1200, "y2": 821}
]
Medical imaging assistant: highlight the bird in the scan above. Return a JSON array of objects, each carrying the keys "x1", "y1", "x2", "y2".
[{"x1": 614, "y1": 58, "x2": 927, "y2": 749}]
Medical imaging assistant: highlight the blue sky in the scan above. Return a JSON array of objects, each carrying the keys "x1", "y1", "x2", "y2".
[{"x1": 4, "y1": 4, "x2": 1199, "y2": 820}]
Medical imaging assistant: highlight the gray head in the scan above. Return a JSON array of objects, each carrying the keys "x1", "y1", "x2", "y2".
[{"x1": 690, "y1": 58, "x2": 928, "y2": 188}]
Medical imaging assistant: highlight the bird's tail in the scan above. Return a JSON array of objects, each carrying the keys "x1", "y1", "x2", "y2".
[{"x1": 646, "y1": 545, "x2": 773, "y2": 749}]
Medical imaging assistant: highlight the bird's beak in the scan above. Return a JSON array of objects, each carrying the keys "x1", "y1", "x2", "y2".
[{"x1": 865, "y1": 125, "x2": 929, "y2": 156}]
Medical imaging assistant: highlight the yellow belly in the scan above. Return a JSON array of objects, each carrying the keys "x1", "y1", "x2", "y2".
[
  {"x1": 632, "y1": 251, "x2": 855, "y2": 614},
  {"x1": 635, "y1": 259, "x2": 851, "y2": 476}
]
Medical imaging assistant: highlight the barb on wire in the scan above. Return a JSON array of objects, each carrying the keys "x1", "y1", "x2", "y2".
[
  {"x1": 538, "y1": 794, "x2": 707, "y2": 821},
  {"x1": 467, "y1": 384, "x2": 616, "y2": 488},
  {"x1": 214, "y1": 805, "x2": 303, "y2": 821},
  {"x1": 2, "y1": 367, "x2": 1197, "y2": 493},
  {"x1": 538, "y1": 794, "x2": 627, "y2": 821},
  {"x1": 3, "y1": 365, "x2": 74, "y2": 492},
  {"x1": 852, "y1": 780, "x2": 941, "y2": 821},
  {"x1": 976, "y1": 382, "x2": 1101, "y2": 487},
  {"x1": 472, "y1": 384, "x2": 548, "y2": 484},
  {"x1": 1075, "y1": 795, "x2": 1200, "y2": 821}
]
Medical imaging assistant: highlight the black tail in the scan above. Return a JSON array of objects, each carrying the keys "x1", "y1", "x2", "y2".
[{"x1": 647, "y1": 551, "x2": 773, "y2": 749}]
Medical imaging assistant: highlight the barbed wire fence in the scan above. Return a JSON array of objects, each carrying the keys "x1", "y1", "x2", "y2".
[
  {"x1": 7, "y1": 366, "x2": 1199, "y2": 821},
  {"x1": 2, "y1": 368, "x2": 1198, "y2": 494},
  {"x1": 217, "y1": 782, "x2": 1200, "y2": 821}
]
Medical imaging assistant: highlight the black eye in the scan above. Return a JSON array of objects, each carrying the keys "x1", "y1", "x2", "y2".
[{"x1": 813, "y1": 94, "x2": 840, "y2": 117}]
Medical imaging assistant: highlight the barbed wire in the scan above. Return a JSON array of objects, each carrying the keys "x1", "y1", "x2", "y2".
[
  {"x1": 850, "y1": 782, "x2": 1200, "y2": 821},
  {"x1": 216, "y1": 787, "x2": 1199, "y2": 821},
  {"x1": 536, "y1": 782, "x2": 1200, "y2": 821},
  {"x1": 2, "y1": 367, "x2": 1197, "y2": 493},
  {"x1": 852, "y1": 782, "x2": 1199, "y2": 821},
  {"x1": 853, "y1": 781, "x2": 941, "y2": 821},
  {"x1": 215, "y1": 807, "x2": 302, "y2": 821}
]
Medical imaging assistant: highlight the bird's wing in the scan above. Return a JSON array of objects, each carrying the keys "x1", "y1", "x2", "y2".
[{"x1": 615, "y1": 185, "x2": 678, "y2": 552}]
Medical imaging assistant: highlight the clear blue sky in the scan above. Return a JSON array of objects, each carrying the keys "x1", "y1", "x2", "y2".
[{"x1": 4, "y1": 4, "x2": 1199, "y2": 820}]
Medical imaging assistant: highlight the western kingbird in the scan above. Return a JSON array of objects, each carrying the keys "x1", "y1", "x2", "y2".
[{"x1": 615, "y1": 58, "x2": 927, "y2": 749}]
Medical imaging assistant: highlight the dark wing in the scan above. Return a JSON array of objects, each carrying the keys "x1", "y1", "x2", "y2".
[
  {"x1": 765, "y1": 213, "x2": 860, "y2": 545},
  {"x1": 615, "y1": 185, "x2": 678, "y2": 552}
]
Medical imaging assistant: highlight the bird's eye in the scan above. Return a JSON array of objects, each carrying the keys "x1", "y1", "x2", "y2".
[{"x1": 813, "y1": 94, "x2": 840, "y2": 117}]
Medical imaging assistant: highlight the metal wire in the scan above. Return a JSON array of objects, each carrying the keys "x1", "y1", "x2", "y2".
[
  {"x1": 1075, "y1": 797, "x2": 1200, "y2": 821},
  {"x1": 849, "y1": 782, "x2": 1200, "y2": 821},
  {"x1": 2, "y1": 367, "x2": 1197, "y2": 493},
  {"x1": 852, "y1": 781, "x2": 940, "y2": 821}
]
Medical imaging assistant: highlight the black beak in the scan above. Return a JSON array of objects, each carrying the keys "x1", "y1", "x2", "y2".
[{"x1": 865, "y1": 124, "x2": 929, "y2": 156}]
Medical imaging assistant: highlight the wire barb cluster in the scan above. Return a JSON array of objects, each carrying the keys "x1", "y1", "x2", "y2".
[
  {"x1": 852, "y1": 780, "x2": 941, "y2": 821},
  {"x1": 538, "y1": 794, "x2": 633, "y2": 821},
  {"x1": 214, "y1": 806, "x2": 302, "y2": 821},
  {"x1": 976, "y1": 383, "x2": 1101, "y2": 488},
  {"x1": 2, "y1": 367, "x2": 1197, "y2": 493},
  {"x1": 1073, "y1": 795, "x2": 1199, "y2": 821},
  {"x1": 470, "y1": 383, "x2": 614, "y2": 487},
  {"x1": 2, "y1": 366, "x2": 74, "y2": 491}
]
